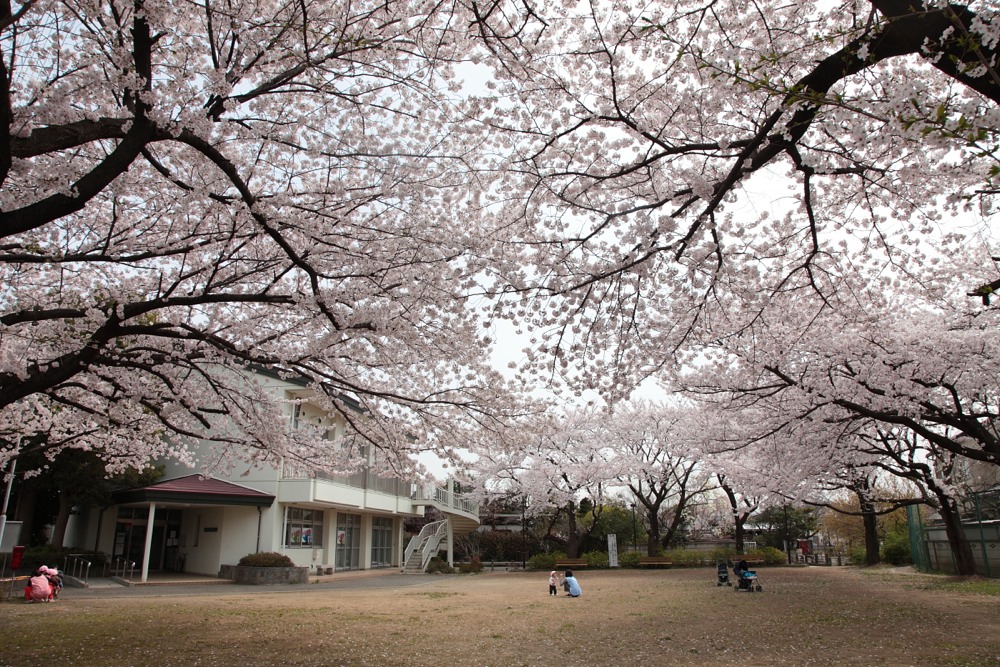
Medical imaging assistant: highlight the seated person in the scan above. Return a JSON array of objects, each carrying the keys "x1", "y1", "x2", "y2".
[{"x1": 561, "y1": 569, "x2": 582, "y2": 597}]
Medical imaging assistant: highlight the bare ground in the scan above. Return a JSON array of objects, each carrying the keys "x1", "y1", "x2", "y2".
[{"x1": 1, "y1": 566, "x2": 998, "y2": 667}]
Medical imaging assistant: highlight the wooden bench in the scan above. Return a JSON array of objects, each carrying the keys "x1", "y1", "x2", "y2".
[
  {"x1": 554, "y1": 558, "x2": 588, "y2": 569},
  {"x1": 638, "y1": 556, "x2": 673, "y2": 567}
]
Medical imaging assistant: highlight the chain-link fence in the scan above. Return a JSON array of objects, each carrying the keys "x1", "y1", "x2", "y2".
[{"x1": 907, "y1": 489, "x2": 1000, "y2": 578}]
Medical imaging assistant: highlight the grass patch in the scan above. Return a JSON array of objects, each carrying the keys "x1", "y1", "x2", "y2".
[
  {"x1": 407, "y1": 591, "x2": 463, "y2": 599},
  {"x1": 914, "y1": 577, "x2": 1000, "y2": 596},
  {"x1": 1, "y1": 568, "x2": 997, "y2": 666}
]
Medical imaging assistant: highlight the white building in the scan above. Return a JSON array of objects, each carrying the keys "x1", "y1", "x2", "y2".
[{"x1": 71, "y1": 368, "x2": 480, "y2": 581}]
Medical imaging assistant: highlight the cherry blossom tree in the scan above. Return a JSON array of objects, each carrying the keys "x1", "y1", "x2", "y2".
[
  {"x1": 804, "y1": 463, "x2": 924, "y2": 566},
  {"x1": 697, "y1": 293, "x2": 1000, "y2": 469},
  {"x1": 857, "y1": 426, "x2": 978, "y2": 574},
  {"x1": 470, "y1": 407, "x2": 627, "y2": 557},
  {"x1": 678, "y1": 262, "x2": 996, "y2": 571},
  {"x1": 607, "y1": 402, "x2": 714, "y2": 554},
  {"x1": 464, "y1": 1, "x2": 1000, "y2": 558},
  {"x1": 718, "y1": 475, "x2": 760, "y2": 555},
  {"x1": 0, "y1": 0, "x2": 537, "y2": 475},
  {"x1": 473, "y1": 0, "x2": 1000, "y2": 402}
]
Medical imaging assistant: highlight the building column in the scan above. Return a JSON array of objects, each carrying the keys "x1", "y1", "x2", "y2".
[
  {"x1": 446, "y1": 518, "x2": 454, "y2": 567},
  {"x1": 141, "y1": 502, "x2": 156, "y2": 583}
]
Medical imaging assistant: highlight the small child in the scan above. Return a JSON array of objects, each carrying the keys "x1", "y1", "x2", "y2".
[
  {"x1": 548, "y1": 570, "x2": 558, "y2": 596},
  {"x1": 44, "y1": 566, "x2": 63, "y2": 599}
]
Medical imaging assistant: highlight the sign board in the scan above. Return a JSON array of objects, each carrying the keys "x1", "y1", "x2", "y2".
[{"x1": 607, "y1": 534, "x2": 619, "y2": 567}]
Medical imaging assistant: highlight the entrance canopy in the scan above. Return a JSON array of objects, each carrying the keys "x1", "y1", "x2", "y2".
[
  {"x1": 113, "y1": 474, "x2": 275, "y2": 507},
  {"x1": 110, "y1": 475, "x2": 275, "y2": 583}
]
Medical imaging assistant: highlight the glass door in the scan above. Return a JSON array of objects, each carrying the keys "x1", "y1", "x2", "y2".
[{"x1": 335, "y1": 514, "x2": 361, "y2": 571}]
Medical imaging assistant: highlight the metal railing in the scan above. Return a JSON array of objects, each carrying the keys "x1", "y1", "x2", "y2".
[
  {"x1": 288, "y1": 468, "x2": 415, "y2": 498},
  {"x1": 415, "y1": 485, "x2": 479, "y2": 516},
  {"x1": 61, "y1": 554, "x2": 93, "y2": 583},
  {"x1": 110, "y1": 558, "x2": 136, "y2": 582},
  {"x1": 285, "y1": 469, "x2": 480, "y2": 517}
]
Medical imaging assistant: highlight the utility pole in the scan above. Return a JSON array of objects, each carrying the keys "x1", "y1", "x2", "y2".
[
  {"x1": 630, "y1": 503, "x2": 637, "y2": 553},
  {"x1": 0, "y1": 457, "x2": 16, "y2": 551}
]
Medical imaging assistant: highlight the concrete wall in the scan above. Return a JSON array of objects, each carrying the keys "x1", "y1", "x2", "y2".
[{"x1": 181, "y1": 507, "x2": 225, "y2": 576}]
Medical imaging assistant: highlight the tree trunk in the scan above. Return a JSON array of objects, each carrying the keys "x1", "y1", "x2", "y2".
[
  {"x1": 936, "y1": 496, "x2": 977, "y2": 576},
  {"x1": 721, "y1": 482, "x2": 745, "y2": 553},
  {"x1": 564, "y1": 505, "x2": 582, "y2": 558},
  {"x1": 645, "y1": 509, "x2": 661, "y2": 556},
  {"x1": 861, "y1": 504, "x2": 881, "y2": 566}
]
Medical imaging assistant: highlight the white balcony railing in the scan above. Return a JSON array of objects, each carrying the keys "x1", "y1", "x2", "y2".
[
  {"x1": 415, "y1": 484, "x2": 479, "y2": 516},
  {"x1": 282, "y1": 467, "x2": 479, "y2": 517},
  {"x1": 289, "y1": 469, "x2": 415, "y2": 498}
]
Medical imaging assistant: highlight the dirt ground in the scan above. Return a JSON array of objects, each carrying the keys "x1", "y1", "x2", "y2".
[{"x1": 0, "y1": 566, "x2": 998, "y2": 667}]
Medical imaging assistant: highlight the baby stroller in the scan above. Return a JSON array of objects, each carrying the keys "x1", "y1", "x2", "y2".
[
  {"x1": 716, "y1": 561, "x2": 730, "y2": 586},
  {"x1": 732, "y1": 559, "x2": 763, "y2": 593}
]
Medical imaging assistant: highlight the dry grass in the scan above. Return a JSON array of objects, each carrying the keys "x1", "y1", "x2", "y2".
[{"x1": 1, "y1": 566, "x2": 998, "y2": 667}]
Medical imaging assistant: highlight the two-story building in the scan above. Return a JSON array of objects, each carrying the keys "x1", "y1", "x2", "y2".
[{"x1": 68, "y1": 367, "x2": 480, "y2": 582}]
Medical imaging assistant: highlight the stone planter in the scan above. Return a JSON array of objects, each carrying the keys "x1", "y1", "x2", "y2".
[{"x1": 219, "y1": 564, "x2": 309, "y2": 585}]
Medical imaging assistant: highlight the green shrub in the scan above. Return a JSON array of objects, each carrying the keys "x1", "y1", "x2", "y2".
[
  {"x1": 848, "y1": 545, "x2": 867, "y2": 565},
  {"x1": 527, "y1": 552, "x2": 561, "y2": 571},
  {"x1": 237, "y1": 551, "x2": 295, "y2": 567},
  {"x1": 618, "y1": 551, "x2": 641, "y2": 567},
  {"x1": 426, "y1": 556, "x2": 455, "y2": 574},
  {"x1": 2, "y1": 546, "x2": 108, "y2": 574},
  {"x1": 750, "y1": 547, "x2": 786, "y2": 565},
  {"x1": 707, "y1": 547, "x2": 737, "y2": 564},
  {"x1": 583, "y1": 550, "x2": 609, "y2": 569},
  {"x1": 661, "y1": 549, "x2": 708, "y2": 567},
  {"x1": 881, "y1": 530, "x2": 912, "y2": 565},
  {"x1": 458, "y1": 557, "x2": 483, "y2": 574}
]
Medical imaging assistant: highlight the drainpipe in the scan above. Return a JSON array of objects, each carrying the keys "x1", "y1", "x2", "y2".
[
  {"x1": 93, "y1": 507, "x2": 106, "y2": 552},
  {"x1": 256, "y1": 506, "x2": 263, "y2": 553}
]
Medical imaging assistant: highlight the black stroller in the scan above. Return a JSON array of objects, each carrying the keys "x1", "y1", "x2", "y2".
[
  {"x1": 732, "y1": 559, "x2": 763, "y2": 593},
  {"x1": 716, "y1": 561, "x2": 730, "y2": 586}
]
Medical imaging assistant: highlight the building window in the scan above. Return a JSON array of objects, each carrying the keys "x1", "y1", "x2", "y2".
[
  {"x1": 371, "y1": 517, "x2": 393, "y2": 568},
  {"x1": 284, "y1": 508, "x2": 324, "y2": 547}
]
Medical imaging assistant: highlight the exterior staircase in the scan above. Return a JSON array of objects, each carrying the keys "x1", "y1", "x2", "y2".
[
  {"x1": 402, "y1": 519, "x2": 448, "y2": 574},
  {"x1": 402, "y1": 548, "x2": 427, "y2": 574}
]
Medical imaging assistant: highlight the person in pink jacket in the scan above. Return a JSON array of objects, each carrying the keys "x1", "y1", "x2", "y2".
[{"x1": 25, "y1": 566, "x2": 54, "y2": 602}]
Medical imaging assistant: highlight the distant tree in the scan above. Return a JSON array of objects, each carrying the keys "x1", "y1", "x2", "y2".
[
  {"x1": 10, "y1": 443, "x2": 162, "y2": 547},
  {"x1": 576, "y1": 503, "x2": 645, "y2": 554},
  {"x1": 753, "y1": 505, "x2": 818, "y2": 554},
  {"x1": 471, "y1": 408, "x2": 626, "y2": 558},
  {"x1": 607, "y1": 402, "x2": 713, "y2": 555},
  {"x1": 860, "y1": 428, "x2": 978, "y2": 575}
]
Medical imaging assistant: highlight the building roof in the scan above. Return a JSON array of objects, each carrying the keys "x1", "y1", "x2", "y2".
[{"x1": 112, "y1": 474, "x2": 276, "y2": 507}]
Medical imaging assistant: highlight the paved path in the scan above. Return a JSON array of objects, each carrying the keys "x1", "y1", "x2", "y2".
[{"x1": 49, "y1": 571, "x2": 458, "y2": 600}]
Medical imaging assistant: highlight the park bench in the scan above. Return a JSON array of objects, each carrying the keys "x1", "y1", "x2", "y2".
[
  {"x1": 554, "y1": 558, "x2": 588, "y2": 569},
  {"x1": 638, "y1": 556, "x2": 673, "y2": 567}
]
